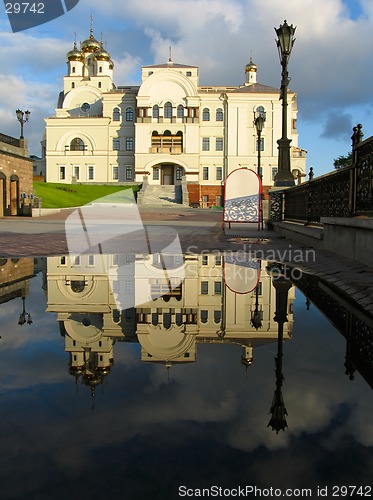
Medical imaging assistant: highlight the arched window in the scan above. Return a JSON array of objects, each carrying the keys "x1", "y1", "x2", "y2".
[
  {"x1": 99, "y1": 66, "x2": 102, "y2": 73},
  {"x1": 216, "y1": 108, "x2": 223, "y2": 121},
  {"x1": 71, "y1": 82, "x2": 75, "y2": 89},
  {"x1": 72, "y1": 67, "x2": 75, "y2": 73},
  {"x1": 98, "y1": 82, "x2": 102, "y2": 89},
  {"x1": 164, "y1": 101, "x2": 173, "y2": 118},
  {"x1": 202, "y1": 108, "x2": 210, "y2": 121},
  {"x1": 152, "y1": 105, "x2": 159, "y2": 118},
  {"x1": 177, "y1": 104, "x2": 184, "y2": 118},
  {"x1": 113, "y1": 107, "x2": 120, "y2": 121},
  {"x1": 126, "y1": 107, "x2": 134, "y2": 121},
  {"x1": 70, "y1": 138, "x2": 85, "y2": 151},
  {"x1": 70, "y1": 281, "x2": 86, "y2": 293}
]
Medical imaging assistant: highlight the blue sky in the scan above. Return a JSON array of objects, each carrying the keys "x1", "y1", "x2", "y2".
[{"x1": 1, "y1": 0, "x2": 373, "y2": 176}]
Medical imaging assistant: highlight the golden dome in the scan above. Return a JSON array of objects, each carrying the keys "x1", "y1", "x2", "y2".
[
  {"x1": 81, "y1": 29, "x2": 101, "y2": 53},
  {"x1": 67, "y1": 42, "x2": 83, "y2": 61},
  {"x1": 245, "y1": 56, "x2": 257, "y2": 72},
  {"x1": 94, "y1": 43, "x2": 111, "y2": 61}
]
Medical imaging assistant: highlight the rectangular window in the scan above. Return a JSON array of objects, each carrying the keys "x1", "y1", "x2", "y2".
[
  {"x1": 272, "y1": 167, "x2": 278, "y2": 181},
  {"x1": 258, "y1": 167, "x2": 263, "y2": 179},
  {"x1": 202, "y1": 255, "x2": 208, "y2": 266},
  {"x1": 73, "y1": 165, "x2": 80, "y2": 180},
  {"x1": 201, "y1": 281, "x2": 209, "y2": 295},
  {"x1": 88, "y1": 165, "x2": 94, "y2": 180},
  {"x1": 203, "y1": 167, "x2": 209, "y2": 180},
  {"x1": 215, "y1": 254, "x2": 222, "y2": 266},
  {"x1": 214, "y1": 281, "x2": 222, "y2": 295},
  {"x1": 202, "y1": 195, "x2": 209, "y2": 203},
  {"x1": 216, "y1": 195, "x2": 222, "y2": 206},
  {"x1": 126, "y1": 137, "x2": 134, "y2": 151},
  {"x1": 112, "y1": 254, "x2": 119, "y2": 266},
  {"x1": 216, "y1": 138, "x2": 223, "y2": 151},
  {"x1": 200, "y1": 310, "x2": 208, "y2": 323},
  {"x1": 216, "y1": 166, "x2": 222, "y2": 180},
  {"x1": 59, "y1": 166, "x2": 65, "y2": 180},
  {"x1": 125, "y1": 166, "x2": 132, "y2": 181},
  {"x1": 175, "y1": 255, "x2": 183, "y2": 265},
  {"x1": 153, "y1": 167, "x2": 160, "y2": 180},
  {"x1": 112, "y1": 165, "x2": 119, "y2": 180},
  {"x1": 88, "y1": 255, "x2": 95, "y2": 266},
  {"x1": 113, "y1": 138, "x2": 120, "y2": 150},
  {"x1": 202, "y1": 137, "x2": 210, "y2": 151},
  {"x1": 125, "y1": 280, "x2": 133, "y2": 293},
  {"x1": 125, "y1": 254, "x2": 134, "y2": 264},
  {"x1": 214, "y1": 310, "x2": 221, "y2": 323},
  {"x1": 176, "y1": 167, "x2": 183, "y2": 180}
]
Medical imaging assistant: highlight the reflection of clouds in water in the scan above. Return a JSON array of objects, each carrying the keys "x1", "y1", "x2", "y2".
[{"x1": 0, "y1": 270, "x2": 372, "y2": 495}]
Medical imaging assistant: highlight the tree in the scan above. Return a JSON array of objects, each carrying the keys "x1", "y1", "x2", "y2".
[{"x1": 333, "y1": 151, "x2": 353, "y2": 169}]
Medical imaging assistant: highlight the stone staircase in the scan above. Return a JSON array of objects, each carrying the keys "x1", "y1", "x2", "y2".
[{"x1": 138, "y1": 184, "x2": 182, "y2": 206}]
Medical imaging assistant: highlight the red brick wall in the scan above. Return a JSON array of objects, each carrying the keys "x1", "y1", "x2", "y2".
[{"x1": 186, "y1": 184, "x2": 224, "y2": 207}]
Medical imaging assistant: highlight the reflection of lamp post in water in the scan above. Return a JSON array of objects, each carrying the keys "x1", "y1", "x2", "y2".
[
  {"x1": 251, "y1": 282, "x2": 263, "y2": 330},
  {"x1": 267, "y1": 273, "x2": 292, "y2": 433},
  {"x1": 18, "y1": 295, "x2": 33, "y2": 326}
]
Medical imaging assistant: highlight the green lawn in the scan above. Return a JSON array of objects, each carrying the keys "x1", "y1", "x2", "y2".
[{"x1": 33, "y1": 182, "x2": 140, "y2": 209}]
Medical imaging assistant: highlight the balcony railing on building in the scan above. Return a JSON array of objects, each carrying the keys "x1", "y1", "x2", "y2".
[
  {"x1": 150, "y1": 133, "x2": 183, "y2": 154},
  {"x1": 270, "y1": 125, "x2": 373, "y2": 224}
]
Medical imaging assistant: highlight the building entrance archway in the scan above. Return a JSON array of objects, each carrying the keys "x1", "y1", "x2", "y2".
[
  {"x1": 152, "y1": 163, "x2": 184, "y2": 186},
  {"x1": 162, "y1": 164, "x2": 175, "y2": 185}
]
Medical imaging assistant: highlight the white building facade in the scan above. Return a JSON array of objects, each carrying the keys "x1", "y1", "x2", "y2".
[{"x1": 45, "y1": 29, "x2": 306, "y2": 205}]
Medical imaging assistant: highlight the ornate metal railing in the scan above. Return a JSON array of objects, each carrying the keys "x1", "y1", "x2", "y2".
[
  {"x1": 284, "y1": 166, "x2": 353, "y2": 224},
  {"x1": 270, "y1": 127, "x2": 373, "y2": 225},
  {"x1": 355, "y1": 137, "x2": 373, "y2": 214}
]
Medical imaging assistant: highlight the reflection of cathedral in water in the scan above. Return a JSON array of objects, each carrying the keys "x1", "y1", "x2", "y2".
[{"x1": 46, "y1": 253, "x2": 295, "y2": 390}]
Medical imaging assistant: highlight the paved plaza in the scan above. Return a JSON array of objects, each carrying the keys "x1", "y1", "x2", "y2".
[{"x1": 1, "y1": 205, "x2": 373, "y2": 316}]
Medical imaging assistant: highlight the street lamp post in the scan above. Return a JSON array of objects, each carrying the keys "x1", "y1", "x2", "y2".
[
  {"x1": 254, "y1": 109, "x2": 266, "y2": 180},
  {"x1": 274, "y1": 20, "x2": 296, "y2": 187},
  {"x1": 16, "y1": 109, "x2": 30, "y2": 139},
  {"x1": 219, "y1": 92, "x2": 228, "y2": 183},
  {"x1": 254, "y1": 110, "x2": 265, "y2": 229}
]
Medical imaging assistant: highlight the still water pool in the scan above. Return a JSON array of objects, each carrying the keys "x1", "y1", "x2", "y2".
[{"x1": 0, "y1": 254, "x2": 372, "y2": 499}]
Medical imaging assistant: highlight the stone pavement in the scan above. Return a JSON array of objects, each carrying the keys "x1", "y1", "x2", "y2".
[{"x1": 1, "y1": 205, "x2": 373, "y2": 316}]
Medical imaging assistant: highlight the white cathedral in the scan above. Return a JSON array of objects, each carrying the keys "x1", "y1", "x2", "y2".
[{"x1": 44, "y1": 27, "x2": 306, "y2": 206}]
